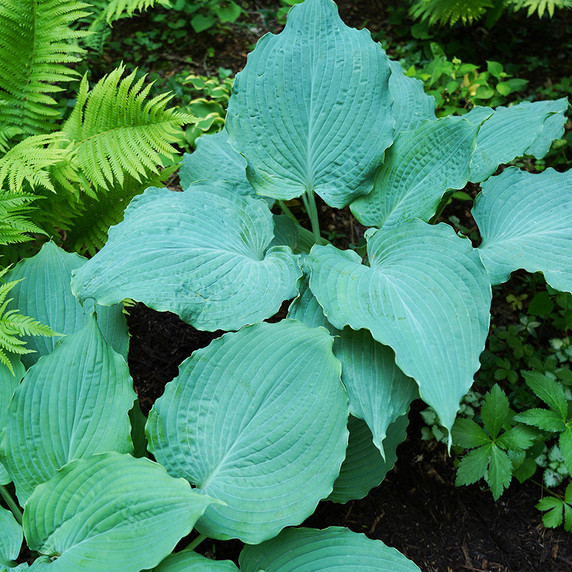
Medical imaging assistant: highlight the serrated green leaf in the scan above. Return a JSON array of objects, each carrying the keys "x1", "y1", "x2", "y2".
[
  {"x1": 23, "y1": 453, "x2": 215, "y2": 571},
  {"x1": 559, "y1": 427, "x2": 572, "y2": 475},
  {"x1": 350, "y1": 116, "x2": 479, "y2": 228},
  {"x1": 225, "y1": 0, "x2": 395, "y2": 208},
  {"x1": 496, "y1": 425, "x2": 537, "y2": 450},
  {"x1": 513, "y1": 409, "x2": 566, "y2": 432},
  {"x1": 146, "y1": 320, "x2": 348, "y2": 544},
  {"x1": 536, "y1": 496, "x2": 565, "y2": 528},
  {"x1": 0, "y1": 315, "x2": 136, "y2": 504},
  {"x1": 456, "y1": 444, "x2": 493, "y2": 486},
  {"x1": 472, "y1": 168, "x2": 572, "y2": 291},
  {"x1": 486, "y1": 445, "x2": 513, "y2": 500},
  {"x1": 72, "y1": 185, "x2": 301, "y2": 332},
  {"x1": 239, "y1": 526, "x2": 421, "y2": 571},
  {"x1": 522, "y1": 371, "x2": 568, "y2": 419},
  {"x1": 481, "y1": 385, "x2": 510, "y2": 439},
  {"x1": 452, "y1": 417, "x2": 491, "y2": 448},
  {"x1": 307, "y1": 221, "x2": 491, "y2": 435}
]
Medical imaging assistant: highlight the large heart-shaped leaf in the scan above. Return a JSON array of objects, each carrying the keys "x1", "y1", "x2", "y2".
[
  {"x1": 146, "y1": 320, "x2": 348, "y2": 544},
  {"x1": 154, "y1": 550, "x2": 239, "y2": 571},
  {"x1": 0, "y1": 507, "x2": 22, "y2": 569},
  {"x1": 335, "y1": 329, "x2": 417, "y2": 455},
  {"x1": 239, "y1": 526, "x2": 421, "y2": 571},
  {"x1": 23, "y1": 453, "x2": 215, "y2": 571},
  {"x1": 472, "y1": 167, "x2": 572, "y2": 291},
  {"x1": 179, "y1": 130, "x2": 257, "y2": 200},
  {"x1": 467, "y1": 99, "x2": 568, "y2": 183},
  {"x1": 0, "y1": 359, "x2": 24, "y2": 485},
  {"x1": 350, "y1": 116, "x2": 480, "y2": 228},
  {"x1": 388, "y1": 60, "x2": 436, "y2": 134},
  {"x1": 5, "y1": 241, "x2": 129, "y2": 366},
  {"x1": 289, "y1": 276, "x2": 417, "y2": 453},
  {"x1": 307, "y1": 221, "x2": 492, "y2": 435},
  {"x1": 329, "y1": 414, "x2": 408, "y2": 504},
  {"x1": 225, "y1": 0, "x2": 394, "y2": 208},
  {"x1": 0, "y1": 315, "x2": 136, "y2": 504},
  {"x1": 72, "y1": 185, "x2": 301, "y2": 332}
]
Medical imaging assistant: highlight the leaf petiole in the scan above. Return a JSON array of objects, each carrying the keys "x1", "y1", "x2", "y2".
[{"x1": 0, "y1": 484, "x2": 22, "y2": 525}]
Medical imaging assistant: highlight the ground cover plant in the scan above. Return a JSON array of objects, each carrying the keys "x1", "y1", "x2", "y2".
[{"x1": 2, "y1": 0, "x2": 572, "y2": 569}]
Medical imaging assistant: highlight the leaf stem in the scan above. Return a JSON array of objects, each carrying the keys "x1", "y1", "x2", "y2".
[
  {"x1": 0, "y1": 484, "x2": 22, "y2": 525},
  {"x1": 186, "y1": 533, "x2": 207, "y2": 552},
  {"x1": 278, "y1": 200, "x2": 299, "y2": 225},
  {"x1": 301, "y1": 189, "x2": 321, "y2": 244}
]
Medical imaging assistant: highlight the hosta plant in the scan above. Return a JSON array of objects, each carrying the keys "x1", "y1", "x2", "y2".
[{"x1": 2, "y1": 0, "x2": 572, "y2": 568}]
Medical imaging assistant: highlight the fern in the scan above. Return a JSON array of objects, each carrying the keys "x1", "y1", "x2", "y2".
[
  {"x1": 0, "y1": 134, "x2": 72, "y2": 193},
  {"x1": 0, "y1": 192, "x2": 45, "y2": 247},
  {"x1": 0, "y1": 267, "x2": 59, "y2": 372},
  {"x1": 0, "y1": 0, "x2": 91, "y2": 145},
  {"x1": 56, "y1": 65, "x2": 194, "y2": 194},
  {"x1": 410, "y1": 0, "x2": 495, "y2": 25},
  {"x1": 508, "y1": 0, "x2": 572, "y2": 17}
]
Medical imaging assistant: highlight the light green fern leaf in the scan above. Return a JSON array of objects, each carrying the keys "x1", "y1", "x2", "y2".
[
  {"x1": 410, "y1": 0, "x2": 494, "y2": 25},
  {"x1": 508, "y1": 0, "x2": 572, "y2": 17},
  {"x1": 0, "y1": 191, "x2": 45, "y2": 246},
  {"x1": 0, "y1": 0, "x2": 91, "y2": 141},
  {"x1": 0, "y1": 267, "x2": 59, "y2": 372},
  {"x1": 0, "y1": 133, "x2": 72, "y2": 193},
  {"x1": 57, "y1": 65, "x2": 194, "y2": 193}
]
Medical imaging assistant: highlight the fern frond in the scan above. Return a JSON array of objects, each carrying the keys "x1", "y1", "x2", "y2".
[
  {"x1": 0, "y1": 133, "x2": 73, "y2": 193},
  {"x1": 410, "y1": 0, "x2": 494, "y2": 25},
  {"x1": 0, "y1": 191, "x2": 45, "y2": 246},
  {"x1": 507, "y1": 0, "x2": 572, "y2": 17},
  {"x1": 0, "y1": 0, "x2": 91, "y2": 140},
  {"x1": 59, "y1": 65, "x2": 194, "y2": 193}
]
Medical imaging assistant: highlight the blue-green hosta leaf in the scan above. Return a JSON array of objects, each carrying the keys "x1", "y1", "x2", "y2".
[
  {"x1": 388, "y1": 60, "x2": 436, "y2": 134},
  {"x1": 0, "y1": 315, "x2": 136, "y2": 504},
  {"x1": 23, "y1": 453, "x2": 215, "y2": 572},
  {"x1": 467, "y1": 98, "x2": 568, "y2": 183},
  {"x1": 0, "y1": 506, "x2": 22, "y2": 568},
  {"x1": 5, "y1": 241, "x2": 129, "y2": 366},
  {"x1": 225, "y1": 0, "x2": 394, "y2": 208},
  {"x1": 289, "y1": 275, "x2": 417, "y2": 454},
  {"x1": 179, "y1": 130, "x2": 257, "y2": 200},
  {"x1": 472, "y1": 168, "x2": 572, "y2": 291},
  {"x1": 72, "y1": 185, "x2": 301, "y2": 332},
  {"x1": 287, "y1": 272, "x2": 339, "y2": 332},
  {"x1": 351, "y1": 116, "x2": 479, "y2": 228},
  {"x1": 239, "y1": 526, "x2": 421, "y2": 571},
  {"x1": 329, "y1": 414, "x2": 408, "y2": 504},
  {"x1": 336, "y1": 329, "x2": 418, "y2": 456},
  {"x1": 307, "y1": 221, "x2": 492, "y2": 435},
  {"x1": 146, "y1": 320, "x2": 348, "y2": 544},
  {"x1": 154, "y1": 549, "x2": 239, "y2": 571},
  {"x1": 0, "y1": 359, "x2": 24, "y2": 485}
]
